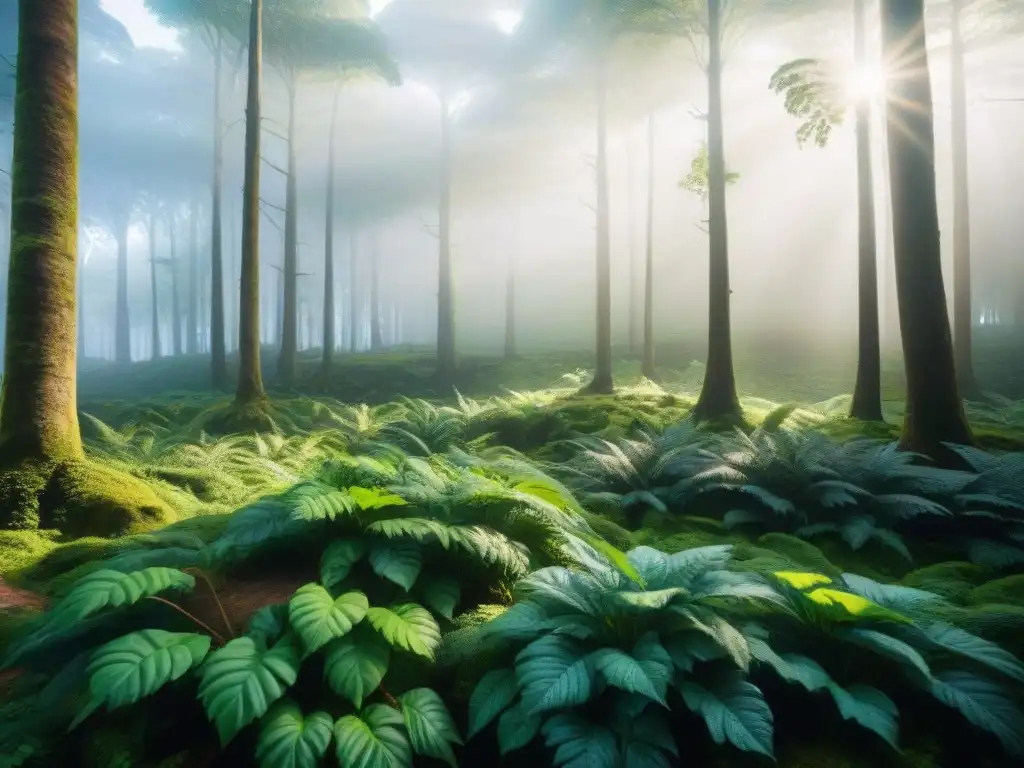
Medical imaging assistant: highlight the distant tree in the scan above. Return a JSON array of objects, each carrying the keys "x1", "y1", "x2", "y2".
[
  {"x1": 504, "y1": 249, "x2": 517, "y2": 359},
  {"x1": 642, "y1": 112, "x2": 655, "y2": 380}
]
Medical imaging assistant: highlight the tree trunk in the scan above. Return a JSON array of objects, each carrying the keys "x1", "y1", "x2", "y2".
[
  {"x1": 693, "y1": 0, "x2": 741, "y2": 423},
  {"x1": 0, "y1": 0, "x2": 84, "y2": 463},
  {"x1": 235, "y1": 0, "x2": 265, "y2": 406},
  {"x1": 228, "y1": 191, "x2": 237, "y2": 352},
  {"x1": 149, "y1": 211, "x2": 161, "y2": 360},
  {"x1": 169, "y1": 215, "x2": 182, "y2": 357},
  {"x1": 349, "y1": 231, "x2": 358, "y2": 353},
  {"x1": 642, "y1": 111, "x2": 656, "y2": 381},
  {"x1": 278, "y1": 77, "x2": 298, "y2": 385},
  {"x1": 210, "y1": 30, "x2": 227, "y2": 388},
  {"x1": 880, "y1": 0, "x2": 974, "y2": 454},
  {"x1": 436, "y1": 93, "x2": 456, "y2": 385},
  {"x1": 115, "y1": 211, "x2": 131, "y2": 364},
  {"x1": 627, "y1": 144, "x2": 639, "y2": 355},
  {"x1": 950, "y1": 0, "x2": 977, "y2": 397},
  {"x1": 849, "y1": 0, "x2": 884, "y2": 422},
  {"x1": 587, "y1": 44, "x2": 614, "y2": 394},
  {"x1": 187, "y1": 198, "x2": 199, "y2": 354},
  {"x1": 321, "y1": 85, "x2": 341, "y2": 373},
  {"x1": 370, "y1": 232, "x2": 382, "y2": 351},
  {"x1": 504, "y1": 250, "x2": 516, "y2": 359},
  {"x1": 77, "y1": 245, "x2": 86, "y2": 360}
]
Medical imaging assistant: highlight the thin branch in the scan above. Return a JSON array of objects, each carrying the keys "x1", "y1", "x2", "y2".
[
  {"x1": 146, "y1": 596, "x2": 227, "y2": 645},
  {"x1": 221, "y1": 118, "x2": 243, "y2": 138},
  {"x1": 260, "y1": 156, "x2": 289, "y2": 176},
  {"x1": 260, "y1": 205, "x2": 285, "y2": 233},
  {"x1": 0, "y1": 54, "x2": 14, "y2": 70},
  {"x1": 184, "y1": 568, "x2": 235, "y2": 639},
  {"x1": 261, "y1": 123, "x2": 289, "y2": 144},
  {"x1": 259, "y1": 196, "x2": 286, "y2": 213}
]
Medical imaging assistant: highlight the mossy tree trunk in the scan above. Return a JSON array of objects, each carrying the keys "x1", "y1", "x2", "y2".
[
  {"x1": 210, "y1": 30, "x2": 227, "y2": 389},
  {"x1": 235, "y1": 0, "x2": 266, "y2": 406},
  {"x1": 849, "y1": 0, "x2": 884, "y2": 422},
  {"x1": 187, "y1": 197, "x2": 199, "y2": 354},
  {"x1": 115, "y1": 209, "x2": 131, "y2": 364},
  {"x1": 0, "y1": 0, "x2": 84, "y2": 463},
  {"x1": 148, "y1": 210, "x2": 161, "y2": 360},
  {"x1": 693, "y1": 0, "x2": 741, "y2": 423},
  {"x1": 277, "y1": 74, "x2": 298, "y2": 386},
  {"x1": 436, "y1": 91, "x2": 456, "y2": 386},
  {"x1": 321, "y1": 83, "x2": 341, "y2": 375},
  {"x1": 880, "y1": 0, "x2": 974, "y2": 454},
  {"x1": 642, "y1": 111, "x2": 656, "y2": 381}
]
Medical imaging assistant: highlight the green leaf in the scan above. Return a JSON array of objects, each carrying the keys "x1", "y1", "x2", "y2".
[
  {"x1": 448, "y1": 525, "x2": 530, "y2": 576},
  {"x1": 398, "y1": 688, "x2": 462, "y2": 766},
  {"x1": 618, "y1": 707, "x2": 678, "y2": 767},
  {"x1": 77, "y1": 630, "x2": 210, "y2": 723},
  {"x1": 838, "y1": 628, "x2": 931, "y2": 683},
  {"x1": 497, "y1": 702, "x2": 541, "y2": 755},
  {"x1": 366, "y1": 518, "x2": 451, "y2": 546},
  {"x1": 540, "y1": 711, "x2": 617, "y2": 768},
  {"x1": 198, "y1": 636, "x2": 301, "y2": 745},
  {"x1": 334, "y1": 705, "x2": 412, "y2": 768},
  {"x1": 420, "y1": 576, "x2": 461, "y2": 620},
  {"x1": 516, "y1": 635, "x2": 596, "y2": 715},
  {"x1": 324, "y1": 629, "x2": 390, "y2": 708},
  {"x1": 54, "y1": 568, "x2": 195, "y2": 624},
  {"x1": 468, "y1": 668, "x2": 518, "y2": 739},
  {"x1": 255, "y1": 700, "x2": 333, "y2": 768},
  {"x1": 930, "y1": 670, "x2": 1024, "y2": 757},
  {"x1": 480, "y1": 602, "x2": 547, "y2": 644},
  {"x1": 680, "y1": 674, "x2": 775, "y2": 757},
  {"x1": 320, "y1": 539, "x2": 367, "y2": 591},
  {"x1": 246, "y1": 604, "x2": 290, "y2": 649},
  {"x1": 366, "y1": 604, "x2": 441, "y2": 659},
  {"x1": 825, "y1": 683, "x2": 898, "y2": 747},
  {"x1": 747, "y1": 637, "x2": 830, "y2": 692},
  {"x1": 920, "y1": 622, "x2": 1024, "y2": 684},
  {"x1": 590, "y1": 648, "x2": 664, "y2": 705},
  {"x1": 349, "y1": 486, "x2": 407, "y2": 510},
  {"x1": 368, "y1": 540, "x2": 423, "y2": 592},
  {"x1": 288, "y1": 586, "x2": 368, "y2": 655},
  {"x1": 282, "y1": 482, "x2": 356, "y2": 523}
]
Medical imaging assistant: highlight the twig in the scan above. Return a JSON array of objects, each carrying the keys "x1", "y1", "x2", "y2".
[
  {"x1": 0, "y1": 54, "x2": 14, "y2": 70},
  {"x1": 259, "y1": 196, "x2": 286, "y2": 213},
  {"x1": 184, "y1": 568, "x2": 235, "y2": 639},
  {"x1": 146, "y1": 596, "x2": 227, "y2": 645},
  {"x1": 260, "y1": 156, "x2": 289, "y2": 176}
]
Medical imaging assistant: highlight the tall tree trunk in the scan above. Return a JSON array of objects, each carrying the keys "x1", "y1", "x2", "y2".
[
  {"x1": 370, "y1": 232, "x2": 382, "y2": 351},
  {"x1": 278, "y1": 77, "x2": 298, "y2": 385},
  {"x1": 77, "y1": 246, "x2": 86, "y2": 360},
  {"x1": 210, "y1": 31, "x2": 227, "y2": 388},
  {"x1": 149, "y1": 211, "x2": 161, "y2": 360},
  {"x1": 950, "y1": 0, "x2": 977, "y2": 397},
  {"x1": 436, "y1": 93, "x2": 456, "y2": 385},
  {"x1": 349, "y1": 231, "x2": 358, "y2": 353},
  {"x1": 187, "y1": 198, "x2": 199, "y2": 354},
  {"x1": 169, "y1": 215, "x2": 182, "y2": 357},
  {"x1": 627, "y1": 144, "x2": 639, "y2": 355},
  {"x1": 228, "y1": 190, "x2": 237, "y2": 352},
  {"x1": 0, "y1": 0, "x2": 83, "y2": 463},
  {"x1": 693, "y1": 0, "x2": 741, "y2": 422},
  {"x1": 880, "y1": 0, "x2": 974, "y2": 453},
  {"x1": 849, "y1": 0, "x2": 883, "y2": 421},
  {"x1": 235, "y1": 0, "x2": 265, "y2": 406},
  {"x1": 642, "y1": 111, "x2": 656, "y2": 380},
  {"x1": 321, "y1": 85, "x2": 341, "y2": 374},
  {"x1": 115, "y1": 211, "x2": 131, "y2": 364},
  {"x1": 504, "y1": 250, "x2": 516, "y2": 359},
  {"x1": 587, "y1": 43, "x2": 614, "y2": 394}
]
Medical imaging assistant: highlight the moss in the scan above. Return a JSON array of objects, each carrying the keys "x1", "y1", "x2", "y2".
[
  {"x1": 0, "y1": 464, "x2": 52, "y2": 529},
  {"x1": 19, "y1": 535, "x2": 116, "y2": 584},
  {"x1": 202, "y1": 398, "x2": 281, "y2": 436},
  {"x1": 967, "y1": 575, "x2": 1024, "y2": 607},
  {"x1": 901, "y1": 561, "x2": 990, "y2": 602},
  {"x1": 0, "y1": 529, "x2": 61, "y2": 576},
  {"x1": 160, "y1": 513, "x2": 232, "y2": 543},
  {"x1": 146, "y1": 466, "x2": 240, "y2": 502}
]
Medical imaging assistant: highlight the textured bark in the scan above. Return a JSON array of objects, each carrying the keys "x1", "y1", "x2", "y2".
[
  {"x1": 235, "y1": 0, "x2": 266, "y2": 406},
  {"x1": 693, "y1": 0, "x2": 741, "y2": 423},
  {"x1": 0, "y1": 0, "x2": 84, "y2": 462},
  {"x1": 587, "y1": 43, "x2": 614, "y2": 394},
  {"x1": 849, "y1": 0, "x2": 884, "y2": 422},
  {"x1": 114, "y1": 210, "x2": 131, "y2": 364},
  {"x1": 642, "y1": 112, "x2": 656, "y2": 381},
  {"x1": 370, "y1": 233, "x2": 382, "y2": 351},
  {"x1": 187, "y1": 198, "x2": 199, "y2": 354},
  {"x1": 881, "y1": 0, "x2": 974, "y2": 453},
  {"x1": 277, "y1": 77, "x2": 298, "y2": 385},
  {"x1": 321, "y1": 85, "x2": 341, "y2": 372},
  {"x1": 950, "y1": 0, "x2": 977, "y2": 396},
  {"x1": 77, "y1": 246, "x2": 85, "y2": 360},
  {"x1": 148, "y1": 211, "x2": 161, "y2": 360},
  {"x1": 210, "y1": 31, "x2": 227, "y2": 389},
  {"x1": 436, "y1": 94, "x2": 456, "y2": 385},
  {"x1": 504, "y1": 250, "x2": 516, "y2": 359}
]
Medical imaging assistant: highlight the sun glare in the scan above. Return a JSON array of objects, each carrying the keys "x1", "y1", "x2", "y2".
[
  {"x1": 99, "y1": 0, "x2": 180, "y2": 51},
  {"x1": 492, "y1": 9, "x2": 523, "y2": 36},
  {"x1": 845, "y1": 63, "x2": 886, "y2": 101}
]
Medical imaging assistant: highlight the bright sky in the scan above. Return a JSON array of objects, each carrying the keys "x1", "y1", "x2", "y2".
[{"x1": 99, "y1": 0, "x2": 181, "y2": 50}]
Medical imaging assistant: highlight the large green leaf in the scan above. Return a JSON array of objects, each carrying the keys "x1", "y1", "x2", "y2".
[
  {"x1": 919, "y1": 622, "x2": 1024, "y2": 684},
  {"x1": 324, "y1": 628, "x2": 390, "y2": 708},
  {"x1": 837, "y1": 628, "x2": 931, "y2": 683},
  {"x1": 75, "y1": 630, "x2": 210, "y2": 726},
  {"x1": 497, "y1": 702, "x2": 541, "y2": 756},
  {"x1": 825, "y1": 683, "x2": 898, "y2": 747},
  {"x1": 349, "y1": 486, "x2": 407, "y2": 510},
  {"x1": 516, "y1": 635, "x2": 595, "y2": 715},
  {"x1": 53, "y1": 568, "x2": 195, "y2": 624},
  {"x1": 617, "y1": 706, "x2": 678, "y2": 768},
  {"x1": 334, "y1": 704, "x2": 411, "y2": 768},
  {"x1": 320, "y1": 539, "x2": 367, "y2": 591},
  {"x1": 747, "y1": 637, "x2": 830, "y2": 692},
  {"x1": 398, "y1": 688, "x2": 462, "y2": 767},
  {"x1": 448, "y1": 525, "x2": 530, "y2": 576},
  {"x1": 540, "y1": 712, "x2": 617, "y2": 768},
  {"x1": 368, "y1": 540, "x2": 423, "y2": 592},
  {"x1": 198, "y1": 635, "x2": 301, "y2": 745},
  {"x1": 255, "y1": 700, "x2": 333, "y2": 768},
  {"x1": 467, "y1": 668, "x2": 519, "y2": 738},
  {"x1": 288, "y1": 586, "x2": 368, "y2": 655},
  {"x1": 632, "y1": 632, "x2": 673, "y2": 704},
  {"x1": 366, "y1": 604, "x2": 441, "y2": 659},
  {"x1": 420, "y1": 576, "x2": 461, "y2": 620},
  {"x1": 590, "y1": 648, "x2": 664, "y2": 705},
  {"x1": 246, "y1": 604, "x2": 290, "y2": 649},
  {"x1": 930, "y1": 670, "x2": 1024, "y2": 757},
  {"x1": 680, "y1": 674, "x2": 775, "y2": 758},
  {"x1": 282, "y1": 481, "x2": 356, "y2": 523}
]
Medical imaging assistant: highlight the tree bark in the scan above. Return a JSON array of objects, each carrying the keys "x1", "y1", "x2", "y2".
[
  {"x1": 0, "y1": 0, "x2": 84, "y2": 462},
  {"x1": 169, "y1": 213, "x2": 182, "y2": 357},
  {"x1": 187, "y1": 197, "x2": 199, "y2": 354},
  {"x1": 849, "y1": 0, "x2": 884, "y2": 422},
  {"x1": 693, "y1": 0, "x2": 741, "y2": 422},
  {"x1": 210, "y1": 30, "x2": 227, "y2": 389},
  {"x1": 436, "y1": 93, "x2": 456, "y2": 385},
  {"x1": 370, "y1": 232, "x2": 382, "y2": 351},
  {"x1": 642, "y1": 111, "x2": 656, "y2": 381},
  {"x1": 115, "y1": 209, "x2": 131, "y2": 364},
  {"x1": 504, "y1": 249, "x2": 516, "y2": 359},
  {"x1": 235, "y1": 0, "x2": 265, "y2": 406},
  {"x1": 321, "y1": 84, "x2": 341, "y2": 373},
  {"x1": 277, "y1": 76, "x2": 298, "y2": 385},
  {"x1": 149, "y1": 211, "x2": 161, "y2": 360},
  {"x1": 880, "y1": 0, "x2": 974, "y2": 453},
  {"x1": 587, "y1": 41, "x2": 614, "y2": 394},
  {"x1": 950, "y1": 0, "x2": 978, "y2": 397}
]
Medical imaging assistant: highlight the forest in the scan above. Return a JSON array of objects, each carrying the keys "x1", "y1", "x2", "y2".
[{"x1": 0, "y1": 0, "x2": 1023, "y2": 766}]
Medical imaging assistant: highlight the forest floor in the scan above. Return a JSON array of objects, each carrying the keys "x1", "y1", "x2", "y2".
[{"x1": 0, "y1": 330, "x2": 1022, "y2": 766}]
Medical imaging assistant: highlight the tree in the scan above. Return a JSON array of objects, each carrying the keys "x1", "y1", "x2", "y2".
[
  {"x1": 319, "y1": 84, "x2": 341, "y2": 377},
  {"x1": 504, "y1": 249, "x2": 517, "y2": 359},
  {"x1": 769, "y1": 0, "x2": 885, "y2": 422},
  {"x1": 642, "y1": 111, "x2": 656, "y2": 380},
  {"x1": 880, "y1": 0, "x2": 974, "y2": 454}
]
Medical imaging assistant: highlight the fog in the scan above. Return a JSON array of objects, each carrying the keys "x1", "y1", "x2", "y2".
[{"x1": 1, "y1": 0, "x2": 1022, "y2": 363}]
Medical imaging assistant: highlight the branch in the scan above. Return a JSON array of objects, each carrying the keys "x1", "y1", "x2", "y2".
[
  {"x1": 262, "y1": 122, "x2": 289, "y2": 144},
  {"x1": 258, "y1": 196, "x2": 286, "y2": 213},
  {"x1": 579, "y1": 197, "x2": 596, "y2": 214},
  {"x1": 420, "y1": 217, "x2": 440, "y2": 239},
  {"x1": 260, "y1": 204, "x2": 285, "y2": 233},
  {"x1": 221, "y1": 118, "x2": 243, "y2": 137},
  {"x1": 260, "y1": 156, "x2": 289, "y2": 176},
  {"x1": 0, "y1": 54, "x2": 14, "y2": 70}
]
